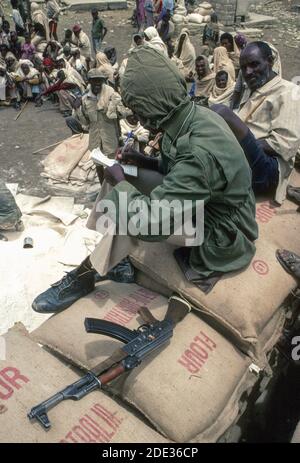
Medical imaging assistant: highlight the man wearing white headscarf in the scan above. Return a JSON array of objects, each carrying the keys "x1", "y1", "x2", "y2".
[
  {"x1": 31, "y1": 2, "x2": 50, "y2": 42},
  {"x1": 144, "y1": 26, "x2": 168, "y2": 57},
  {"x1": 174, "y1": 28, "x2": 196, "y2": 78}
]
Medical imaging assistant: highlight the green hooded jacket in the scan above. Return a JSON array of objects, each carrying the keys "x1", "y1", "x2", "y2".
[{"x1": 105, "y1": 45, "x2": 258, "y2": 277}]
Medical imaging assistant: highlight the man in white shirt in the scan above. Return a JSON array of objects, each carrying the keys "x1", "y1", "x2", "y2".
[{"x1": 212, "y1": 41, "x2": 300, "y2": 205}]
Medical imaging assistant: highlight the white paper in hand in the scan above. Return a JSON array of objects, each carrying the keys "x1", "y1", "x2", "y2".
[{"x1": 91, "y1": 148, "x2": 138, "y2": 177}]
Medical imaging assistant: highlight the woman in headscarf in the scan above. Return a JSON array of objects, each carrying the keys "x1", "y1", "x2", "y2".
[
  {"x1": 31, "y1": 23, "x2": 48, "y2": 53},
  {"x1": 69, "y1": 48, "x2": 88, "y2": 82},
  {"x1": 234, "y1": 32, "x2": 247, "y2": 52},
  {"x1": 13, "y1": 60, "x2": 41, "y2": 100},
  {"x1": 220, "y1": 32, "x2": 240, "y2": 77},
  {"x1": 213, "y1": 45, "x2": 235, "y2": 81},
  {"x1": 191, "y1": 55, "x2": 215, "y2": 100},
  {"x1": 95, "y1": 51, "x2": 115, "y2": 81},
  {"x1": 0, "y1": 44, "x2": 15, "y2": 68},
  {"x1": 144, "y1": 26, "x2": 168, "y2": 56},
  {"x1": 104, "y1": 46, "x2": 118, "y2": 70},
  {"x1": 2, "y1": 56, "x2": 20, "y2": 106},
  {"x1": 208, "y1": 70, "x2": 235, "y2": 107},
  {"x1": 174, "y1": 28, "x2": 196, "y2": 78},
  {"x1": 118, "y1": 33, "x2": 144, "y2": 78},
  {"x1": 167, "y1": 40, "x2": 184, "y2": 76},
  {"x1": 31, "y1": 2, "x2": 50, "y2": 42}
]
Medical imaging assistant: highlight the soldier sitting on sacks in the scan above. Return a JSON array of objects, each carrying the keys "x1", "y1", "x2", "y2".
[
  {"x1": 211, "y1": 41, "x2": 300, "y2": 206},
  {"x1": 32, "y1": 45, "x2": 258, "y2": 314}
]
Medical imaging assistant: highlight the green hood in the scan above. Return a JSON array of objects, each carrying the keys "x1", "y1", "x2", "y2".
[{"x1": 121, "y1": 45, "x2": 190, "y2": 130}]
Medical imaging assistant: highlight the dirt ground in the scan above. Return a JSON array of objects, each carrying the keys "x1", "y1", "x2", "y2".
[{"x1": 0, "y1": 0, "x2": 300, "y2": 199}]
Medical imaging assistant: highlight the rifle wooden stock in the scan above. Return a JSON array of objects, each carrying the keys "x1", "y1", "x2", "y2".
[{"x1": 98, "y1": 363, "x2": 126, "y2": 384}]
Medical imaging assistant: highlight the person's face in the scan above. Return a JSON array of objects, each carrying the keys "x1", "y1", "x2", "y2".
[
  {"x1": 21, "y1": 64, "x2": 30, "y2": 75},
  {"x1": 3, "y1": 23, "x2": 9, "y2": 34},
  {"x1": 90, "y1": 78, "x2": 103, "y2": 95},
  {"x1": 74, "y1": 30, "x2": 80, "y2": 37},
  {"x1": 45, "y1": 65, "x2": 53, "y2": 74},
  {"x1": 0, "y1": 69, "x2": 5, "y2": 77},
  {"x1": 179, "y1": 33, "x2": 186, "y2": 47},
  {"x1": 216, "y1": 73, "x2": 228, "y2": 88},
  {"x1": 25, "y1": 34, "x2": 30, "y2": 43},
  {"x1": 221, "y1": 38, "x2": 233, "y2": 52},
  {"x1": 64, "y1": 48, "x2": 71, "y2": 56},
  {"x1": 0, "y1": 46, "x2": 7, "y2": 57},
  {"x1": 134, "y1": 112, "x2": 159, "y2": 132},
  {"x1": 126, "y1": 114, "x2": 139, "y2": 126},
  {"x1": 134, "y1": 36, "x2": 143, "y2": 46},
  {"x1": 10, "y1": 32, "x2": 17, "y2": 43},
  {"x1": 6, "y1": 57, "x2": 14, "y2": 69},
  {"x1": 195, "y1": 59, "x2": 206, "y2": 78},
  {"x1": 240, "y1": 46, "x2": 273, "y2": 91},
  {"x1": 92, "y1": 12, "x2": 98, "y2": 20},
  {"x1": 56, "y1": 60, "x2": 65, "y2": 69}
]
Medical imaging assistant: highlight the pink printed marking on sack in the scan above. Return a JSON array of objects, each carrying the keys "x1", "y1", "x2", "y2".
[
  {"x1": 256, "y1": 202, "x2": 277, "y2": 224},
  {"x1": 60, "y1": 403, "x2": 123, "y2": 443},
  {"x1": 93, "y1": 289, "x2": 110, "y2": 300},
  {"x1": 177, "y1": 331, "x2": 217, "y2": 375},
  {"x1": 103, "y1": 288, "x2": 159, "y2": 326},
  {"x1": 0, "y1": 367, "x2": 29, "y2": 401},
  {"x1": 252, "y1": 259, "x2": 269, "y2": 275}
]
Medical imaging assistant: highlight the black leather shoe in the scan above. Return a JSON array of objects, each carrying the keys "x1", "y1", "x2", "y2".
[{"x1": 32, "y1": 268, "x2": 95, "y2": 313}]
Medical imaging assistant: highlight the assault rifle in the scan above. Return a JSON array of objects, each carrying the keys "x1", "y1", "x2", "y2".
[{"x1": 28, "y1": 296, "x2": 191, "y2": 430}]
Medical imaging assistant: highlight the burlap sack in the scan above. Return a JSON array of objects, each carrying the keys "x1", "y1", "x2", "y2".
[
  {"x1": 291, "y1": 421, "x2": 300, "y2": 443},
  {"x1": 30, "y1": 282, "x2": 285, "y2": 443},
  {"x1": 135, "y1": 270, "x2": 286, "y2": 354},
  {"x1": 121, "y1": 304, "x2": 285, "y2": 443},
  {"x1": 186, "y1": 13, "x2": 203, "y2": 23},
  {"x1": 129, "y1": 238, "x2": 296, "y2": 363},
  {"x1": 31, "y1": 281, "x2": 169, "y2": 370},
  {"x1": 0, "y1": 324, "x2": 168, "y2": 443},
  {"x1": 42, "y1": 134, "x2": 89, "y2": 181},
  {"x1": 0, "y1": 179, "x2": 22, "y2": 229},
  {"x1": 119, "y1": 313, "x2": 254, "y2": 442},
  {"x1": 256, "y1": 169, "x2": 300, "y2": 253}
]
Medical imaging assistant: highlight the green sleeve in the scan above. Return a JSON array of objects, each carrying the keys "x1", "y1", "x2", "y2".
[{"x1": 103, "y1": 154, "x2": 213, "y2": 242}]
